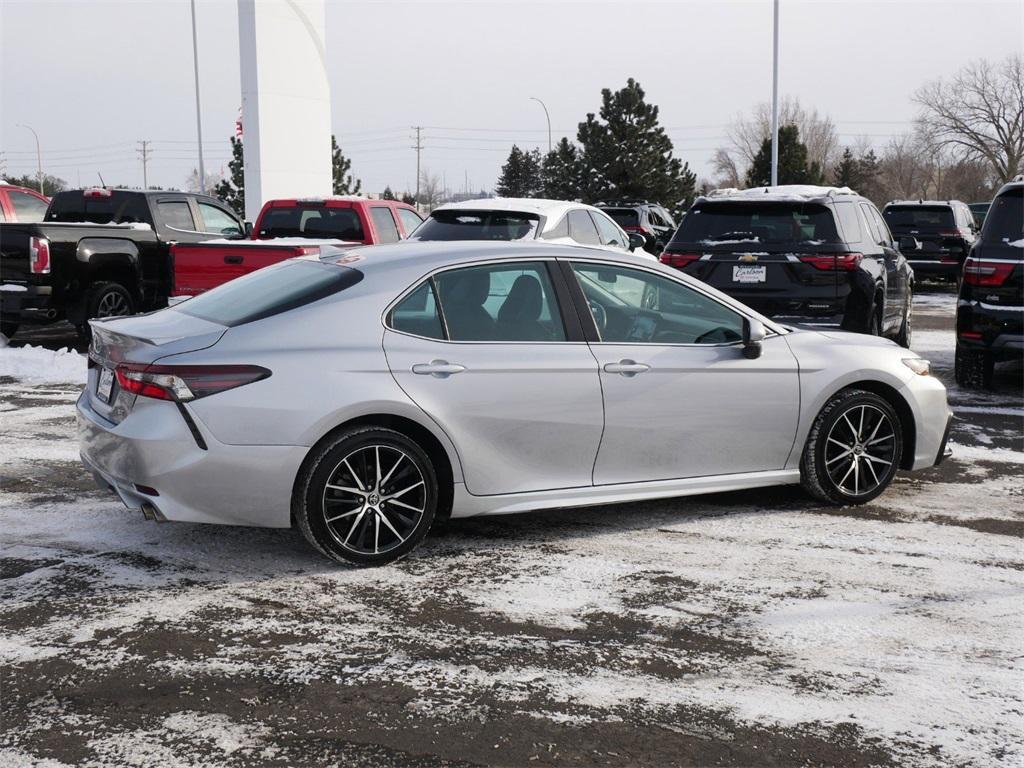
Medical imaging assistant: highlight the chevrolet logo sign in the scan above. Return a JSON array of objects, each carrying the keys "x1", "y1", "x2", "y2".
[{"x1": 738, "y1": 253, "x2": 759, "y2": 263}]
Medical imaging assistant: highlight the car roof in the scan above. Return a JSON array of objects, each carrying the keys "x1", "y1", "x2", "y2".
[
  {"x1": 432, "y1": 197, "x2": 597, "y2": 220},
  {"x1": 699, "y1": 185, "x2": 859, "y2": 204}
]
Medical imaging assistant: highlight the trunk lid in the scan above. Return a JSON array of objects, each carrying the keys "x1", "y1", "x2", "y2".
[{"x1": 86, "y1": 310, "x2": 227, "y2": 424}]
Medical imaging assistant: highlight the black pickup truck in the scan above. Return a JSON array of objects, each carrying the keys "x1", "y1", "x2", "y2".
[{"x1": 0, "y1": 188, "x2": 245, "y2": 339}]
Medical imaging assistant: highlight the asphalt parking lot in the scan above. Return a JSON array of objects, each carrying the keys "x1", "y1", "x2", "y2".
[{"x1": 1, "y1": 286, "x2": 1022, "y2": 767}]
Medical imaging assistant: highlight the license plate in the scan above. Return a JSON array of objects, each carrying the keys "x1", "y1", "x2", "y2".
[
  {"x1": 96, "y1": 367, "x2": 114, "y2": 403},
  {"x1": 733, "y1": 265, "x2": 766, "y2": 283}
]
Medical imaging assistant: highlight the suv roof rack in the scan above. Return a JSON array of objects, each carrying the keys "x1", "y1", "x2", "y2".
[{"x1": 597, "y1": 200, "x2": 650, "y2": 207}]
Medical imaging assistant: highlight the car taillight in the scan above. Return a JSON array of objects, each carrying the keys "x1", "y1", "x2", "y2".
[
  {"x1": 84, "y1": 187, "x2": 113, "y2": 198},
  {"x1": 962, "y1": 259, "x2": 1015, "y2": 286},
  {"x1": 624, "y1": 225, "x2": 653, "y2": 236},
  {"x1": 115, "y1": 363, "x2": 271, "y2": 402},
  {"x1": 660, "y1": 252, "x2": 701, "y2": 269},
  {"x1": 799, "y1": 253, "x2": 863, "y2": 271},
  {"x1": 29, "y1": 236, "x2": 51, "y2": 274}
]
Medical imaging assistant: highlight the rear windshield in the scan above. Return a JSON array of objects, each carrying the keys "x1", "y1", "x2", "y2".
[
  {"x1": 672, "y1": 202, "x2": 840, "y2": 245},
  {"x1": 981, "y1": 187, "x2": 1023, "y2": 248},
  {"x1": 883, "y1": 205, "x2": 955, "y2": 229},
  {"x1": 46, "y1": 191, "x2": 152, "y2": 225},
  {"x1": 601, "y1": 208, "x2": 640, "y2": 227},
  {"x1": 410, "y1": 210, "x2": 540, "y2": 241},
  {"x1": 174, "y1": 260, "x2": 363, "y2": 327},
  {"x1": 258, "y1": 206, "x2": 365, "y2": 240}
]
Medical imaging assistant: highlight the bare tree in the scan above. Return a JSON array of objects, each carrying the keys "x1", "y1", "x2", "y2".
[
  {"x1": 914, "y1": 55, "x2": 1024, "y2": 184},
  {"x1": 715, "y1": 96, "x2": 839, "y2": 186},
  {"x1": 417, "y1": 170, "x2": 444, "y2": 213},
  {"x1": 878, "y1": 132, "x2": 997, "y2": 203},
  {"x1": 878, "y1": 134, "x2": 930, "y2": 200}
]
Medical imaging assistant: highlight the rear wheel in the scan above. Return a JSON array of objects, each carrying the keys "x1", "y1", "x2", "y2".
[
  {"x1": 77, "y1": 281, "x2": 136, "y2": 343},
  {"x1": 294, "y1": 427, "x2": 438, "y2": 566},
  {"x1": 800, "y1": 389, "x2": 903, "y2": 505},
  {"x1": 955, "y1": 344, "x2": 993, "y2": 389}
]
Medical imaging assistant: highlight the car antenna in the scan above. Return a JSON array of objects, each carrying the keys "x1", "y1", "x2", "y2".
[{"x1": 98, "y1": 172, "x2": 106, "y2": 187}]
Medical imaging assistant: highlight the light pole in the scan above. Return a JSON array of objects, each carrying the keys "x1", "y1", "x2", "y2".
[
  {"x1": 17, "y1": 124, "x2": 42, "y2": 193},
  {"x1": 190, "y1": 0, "x2": 206, "y2": 194},
  {"x1": 770, "y1": 0, "x2": 780, "y2": 187},
  {"x1": 530, "y1": 97, "x2": 552, "y2": 154}
]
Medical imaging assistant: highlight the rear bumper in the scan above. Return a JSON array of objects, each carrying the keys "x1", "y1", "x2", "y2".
[
  {"x1": 906, "y1": 260, "x2": 960, "y2": 279},
  {"x1": 77, "y1": 392, "x2": 306, "y2": 527},
  {"x1": 956, "y1": 301, "x2": 1024, "y2": 360},
  {"x1": 0, "y1": 283, "x2": 59, "y2": 324}
]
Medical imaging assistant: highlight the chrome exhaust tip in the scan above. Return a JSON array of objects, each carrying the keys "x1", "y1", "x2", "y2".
[{"x1": 141, "y1": 503, "x2": 166, "y2": 523}]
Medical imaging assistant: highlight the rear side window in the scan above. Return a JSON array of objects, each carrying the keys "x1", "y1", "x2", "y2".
[
  {"x1": 258, "y1": 206, "x2": 365, "y2": 240},
  {"x1": 175, "y1": 260, "x2": 363, "y2": 327},
  {"x1": 389, "y1": 281, "x2": 444, "y2": 339},
  {"x1": 982, "y1": 187, "x2": 1023, "y2": 248},
  {"x1": 159, "y1": 201, "x2": 196, "y2": 231},
  {"x1": 8, "y1": 191, "x2": 48, "y2": 222},
  {"x1": 370, "y1": 206, "x2": 401, "y2": 243},
  {"x1": 568, "y1": 209, "x2": 601, "y2": 245},
  {"x1": 673, "y1": 203, "x2": 840, "y2": 245},
  {"x1": 410, "y1": 210, "x2": 539, "y2": 241},
  {"x1": 883, "y1": 206, "x2": 955, "y2": 229}
]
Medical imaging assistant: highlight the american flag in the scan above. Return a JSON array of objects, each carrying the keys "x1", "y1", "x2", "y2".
[{"x1": 235, "y1": 108, "x2": 243, "y2": 139}]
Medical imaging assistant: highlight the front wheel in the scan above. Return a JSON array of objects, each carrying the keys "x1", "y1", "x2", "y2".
[
  {"x1": 800, "y1": 389, "x2": 903, "y2": 505},
  {"x1": 294, "y1": 427, "x2": 438, "y2": 566}
]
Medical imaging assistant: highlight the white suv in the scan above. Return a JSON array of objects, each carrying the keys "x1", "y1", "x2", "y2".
[{"x1": 408, "y1": 198, "x2": 653, "y2": 258}]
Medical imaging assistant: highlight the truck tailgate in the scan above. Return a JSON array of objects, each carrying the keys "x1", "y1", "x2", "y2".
[{"x1": 171, "y1": 241, "x2": 331, "y2": 296}]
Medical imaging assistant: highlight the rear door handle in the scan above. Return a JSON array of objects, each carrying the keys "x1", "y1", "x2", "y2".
[
  {"x1": 603, "y1": 359, "x2": 650, "y2": 376},
  {"x1": 412, "y1": 360, "x2": 466, "y2": 378}
]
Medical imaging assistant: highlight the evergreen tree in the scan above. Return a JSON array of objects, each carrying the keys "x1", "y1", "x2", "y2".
[
  {"x1": 833, "y1": 147, "x2": 862, "y2": 189},
  {"x1": 745, "y1": 124, "x2": 824, "y2": 187},
  {"x1": 495, "y1": 145, "x2": 543, "y2": 197},
  {"x1": 4, "y1": 173, "x2": 67, "y2": 197},
  {"x1": 575, "y1": 78, "x2": 696, "y2": 212},
  {"x1": 401, "y1": 192, "x2": 417, "y2": 206},
  {"x1": 331, "y1": 136, "x2": 361, "y2": 195},
  {"x1": 213, "y1": 136, "x2": 245, "y2": 216},
  {"x1": 381, "y1": 186, "x2": 396, "y2": 201},
  {"x1": 856, "y1": 149, "x2": 882, "y2": 202},
  {"x1": 541, "y1": 138, "x2": 581, "y2": 200}
]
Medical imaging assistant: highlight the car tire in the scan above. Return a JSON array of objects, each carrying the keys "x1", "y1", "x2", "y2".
[
  {"x1": 894, "y1": 289, "x2": 912, "y2": 348},
  {"x1": 868, "y1": 295, "x2": 883, "y2": 336},
  {"x1": 954, "y1": 344, "x2": 993, "y2": 389},
  {"x1": 78, "y1": 282, "x2": 136, "y2": 343},
  {"x1": 800, "y1": 389, "x2": 903, "y2": 505},
  {"x1": 294, "y1": 426, "x2": 438, "y2": 566}
]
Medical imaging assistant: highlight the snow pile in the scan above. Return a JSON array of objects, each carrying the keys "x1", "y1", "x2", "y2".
[
  {"x1": 707, "y1": 185, "x2": 856, "y2": 202},
  {"x1": 0, "y1": 342, "x2": 86, "y2": 385}
]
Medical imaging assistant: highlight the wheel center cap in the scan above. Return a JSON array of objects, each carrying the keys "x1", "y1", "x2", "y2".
[
  {"x1": 368, "y1": 493, "x2": 380, "y2": 506},
  {"x1": 854, "y1": 445, "x2": 864, "y2": 455}
]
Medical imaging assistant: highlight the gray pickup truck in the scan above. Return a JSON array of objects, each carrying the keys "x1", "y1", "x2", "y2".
[{"x1": 0, "y1": 188, "x2": 245, "y2": 340}]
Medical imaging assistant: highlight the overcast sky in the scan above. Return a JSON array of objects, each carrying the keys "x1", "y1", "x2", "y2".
[{"x1": 2, "y1": 0, "x2": 1022, "y2": 196}]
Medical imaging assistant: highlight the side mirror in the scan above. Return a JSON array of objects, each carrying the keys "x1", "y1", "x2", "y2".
[
  {"x1": 898, "y1": 235, "x2": 919, "y2": 252},
  {"x1": 628, "y1": 233, "x2": 646, "y2": 252},
  {"x1": 742, "y1": 318, "x2": 766, "y2": 360}
]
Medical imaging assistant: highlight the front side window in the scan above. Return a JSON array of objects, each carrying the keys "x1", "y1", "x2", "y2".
[
  {"x1": 571, "y1": 262, "x2": 744, "y2": 345},
  {"x1": 592, "y1": 212, "x2": 627, "y2": 248},
  {"x1": 370, "y1": 206, "x2": 401, "y2": 243},
  {"x1": 198, "y1": 202, "x2": 242, "y2": 236},
  {"x1": 389, "y1": 280, "x2": 444, "y2": 339},
  {"x1": 8, "y1": 191, "x2": 48, "y2": 222},
  {"x1": 159, "y1": 200, "x2": 196, "y2": 231},
  {"x1": 433, "y1": 262, "x2": 566, "y2": 342},
  {"x1": 410, "y1": 210, "x2": 539, "y2": 241},
  {"x1": 568, "y1": 209, "x2": 601, "y2": 246},
  {"x1": 396, "y1": 207, "x2": 423, "y2": 237}
]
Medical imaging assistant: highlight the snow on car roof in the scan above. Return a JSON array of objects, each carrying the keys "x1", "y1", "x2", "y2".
[
  {"x1": 434, "y1": 197, "x2": 595, "y2": 221},
  {"x1": 704, "y1": 185, "x2": 857, "y2": 203},
  {"x1": 885, "y1": 200, "x2": 958, "y2": 207}
]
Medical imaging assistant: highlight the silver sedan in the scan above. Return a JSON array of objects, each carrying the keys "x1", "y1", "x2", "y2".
[{"x1": 78, "y1": 242, "x2": 952, "y2": 565}]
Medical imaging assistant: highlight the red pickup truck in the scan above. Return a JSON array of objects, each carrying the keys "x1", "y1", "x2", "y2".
[{"x1": 172, "y1": 197, "x2": 423, "y2": 296}]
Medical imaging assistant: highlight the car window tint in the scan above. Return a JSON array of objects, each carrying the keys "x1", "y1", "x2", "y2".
[
  {"x1": 396, "y1": 207, "x2": 423, "y2": 237},
  {"x1": 867, "y1": 205, "x2": 892, "y2": 245},
  {"x1": 7, "y1": 191, "x2": 48, "y2": 222},
  {"x1": 259, "y1": 206, "x2": 365, "y2": 240},
  {"x1": 673, "y1": 203, "x2": 841, "y2": 245},
  {"x1": 833, "y1": 202, "x2": 863, "y2": 243},
  {"x1": 591, "y1": 211, "x2": 626, "y2": 247},
  {"x1": 370, "y1": 206, "x2": 401, "y2": 243},
  {"x1": 411, "y1": 210, "x2": 539, "y2": 241},
  {"x1": 883, "y1": 205, "x2": 955, "y2": 229},
  {"x1": 434, "y1": 262, "x2": 566, "y2": 342},
  {"x1": 571, "y1": 262, "x2": 744, "y2": 345},
  {"x1": 389, "y1": 280, "x2": 444, "y2": 339},
  {"x1": 982, "y1": 187, "x2": 1023, "y2": 248},
  {"x1": 602, "y1": 208, "x2": 640, "y2": 228},
  {"x1": 198, "y1": 202, "x2": 242, "y2": 236},
  {"x1": 159, "y1": 200, "x2": 196, "y2": 231},
  {"x1": 568, "y1": 209, "x2": 601, "y2": 245},
  {"x1": 859, "y1": 204, "x2": 883, "y2": 244}
]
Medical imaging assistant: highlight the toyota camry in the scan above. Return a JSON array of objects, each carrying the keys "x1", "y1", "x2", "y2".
[{"x1": 78, "y1": 242, "x2": 952, "y2": 566}]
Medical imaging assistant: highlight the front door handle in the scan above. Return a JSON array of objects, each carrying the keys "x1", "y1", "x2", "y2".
[
  {"x1": 412, "y1": 360, "x2": 466, "y2": 378},
  {"x1": 603, "y1": 359, "x2": 650, "y2": 376}
]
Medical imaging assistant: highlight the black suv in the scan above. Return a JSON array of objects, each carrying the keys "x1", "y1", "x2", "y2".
[
  {"x1": 882, "y1": 200, "x2": 977, "y2": 281},
  {"x1": 596, "y1": 201, "x2": 676, "y2": 254},
  {"x1": 955, "y1": 179, "x2": 1023, "y2": 388},
  {"x1": 660, "y1": 186, "x2": 914, "y2": 345}
]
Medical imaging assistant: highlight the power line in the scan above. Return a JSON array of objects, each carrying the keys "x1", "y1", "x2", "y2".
[
  {"x1": 137, "y1": 140, "x2": 152, "y2": 189},
  {"x1": 412, "y1": 126, "x2": 424, "y2": 202}
]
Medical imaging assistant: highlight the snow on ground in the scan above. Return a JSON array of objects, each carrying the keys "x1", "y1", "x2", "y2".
[
  {"x1": 0, "y1": 287, "x2": 1021, "y2": 767},
  {"x1": 0, "y1": 340, "x2": 85, "y2": 386}
]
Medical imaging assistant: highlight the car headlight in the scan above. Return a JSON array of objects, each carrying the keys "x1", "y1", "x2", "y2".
[{"x1": 902, "y1": 358, "x2": 930, "y2": 376}]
